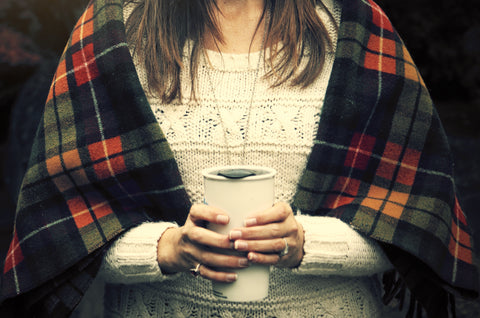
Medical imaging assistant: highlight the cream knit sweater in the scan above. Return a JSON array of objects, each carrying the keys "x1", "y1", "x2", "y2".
[{"x1": 91, "y1": 1, "x2": 394, "y2": 317}]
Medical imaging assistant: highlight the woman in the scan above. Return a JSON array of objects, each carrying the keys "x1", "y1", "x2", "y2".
[{"x1": 1, "y1": 0, "x2": 478, "y2": 317}]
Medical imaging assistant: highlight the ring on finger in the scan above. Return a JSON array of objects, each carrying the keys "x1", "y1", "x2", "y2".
[
  {"x1": 278, "y1": 238, "x2": 289, "y2": 257},
  {"x1": 189, "y1": 263, "x2": 202, "y2": 277}
]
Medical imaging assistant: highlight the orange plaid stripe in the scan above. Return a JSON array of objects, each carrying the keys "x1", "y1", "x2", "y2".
[
  {"x1": 396, "y1": 148, "x2": 421, "y2": 186},
  {"x1": 67, "y1": 197, "x2": 95, "y2": 229},
  {"x1": 364, "y1": 50, "x2": 397, "y2": 75},
  {"x1": 377, "y1": 142, "x2": 403, "y2": 180}
]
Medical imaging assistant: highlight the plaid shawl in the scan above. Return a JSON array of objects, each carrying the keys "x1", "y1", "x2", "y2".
[{"x1": 1, "y1": 0, "x2": 478, "y2": 316}]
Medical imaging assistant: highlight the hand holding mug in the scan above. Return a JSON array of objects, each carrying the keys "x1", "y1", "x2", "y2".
[
  {"x1": 157, "y1": 204, "x2": 249, "y2": 283},
  {"x1": 228, "y1": 202, "x2": 305, "y2": 268}
]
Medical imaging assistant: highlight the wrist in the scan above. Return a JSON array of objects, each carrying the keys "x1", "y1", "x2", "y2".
[
  {"x1": 292, "y1": 220, "x2": 305, "y2": 268},
  {"x1": 157, "y1": 227, "x2": 180, "y2": 274}
]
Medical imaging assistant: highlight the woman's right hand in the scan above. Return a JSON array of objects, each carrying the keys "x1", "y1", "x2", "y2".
[{"x1": 157, "y1": 204, "x2": 249, "y2": 282}]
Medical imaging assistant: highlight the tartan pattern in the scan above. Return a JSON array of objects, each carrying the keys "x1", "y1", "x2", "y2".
[
  {"x1": 293, "y1": 0, "x2": 478, "y2": 295},
  {"x1": 1, "y1": 0, "x2": 190, "y2": 304},
  {"x1": 1, "y1": 0, "x2": 477, "y2": 315}
]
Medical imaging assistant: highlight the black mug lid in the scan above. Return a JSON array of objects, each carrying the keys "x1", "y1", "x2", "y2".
[{"x1": 217, "y1": 168, "x2": 257, "y2": 179}]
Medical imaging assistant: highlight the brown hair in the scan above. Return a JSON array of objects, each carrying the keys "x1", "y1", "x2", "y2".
[{"x1": 125, "y1": 0, "x2": 335, "y2": 103}]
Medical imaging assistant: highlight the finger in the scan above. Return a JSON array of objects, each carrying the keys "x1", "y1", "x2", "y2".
[
  {"x1": 230, "y1": 222, "x2": 286, "y2": 240},
  {"x1": 247, "y1": 252, "x2": 280, "y2": 265},
  {"x1": 244, "y1": 202, "x2": 292, "y2": 227},
  {"x1": 197, "y1": 250, "x2": 250, "y2": 269},
  {"x1": 186, "y1": 226, "x2": 233, "y2": 249},
  {"x1": 195, "y1": 264, "x2": 238, "y2": 283},
  {"x1": 233, "y1": 237, "x2": 286, "y2": 254},
  {"x1": 189, "y1": 204, "x2": 230, "y2": 225}
]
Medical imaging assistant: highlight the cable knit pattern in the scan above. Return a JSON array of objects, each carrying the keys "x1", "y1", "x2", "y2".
[
  {"x1": 140, "y1": 2, "x2": 338, "y2": 205},
  {"x1": 104, "y1": 275, "x2": 383, "y2": 317},
  {"x1": 94, "y1": 1, "x2": 393, "y2": 317}
]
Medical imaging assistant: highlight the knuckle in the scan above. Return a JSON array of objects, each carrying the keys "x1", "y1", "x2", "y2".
[
  {"x1": 189, "y1": 204, "x2": 200, "y2": 215},
  {"x1": 278, "y1": 207, "x2": 289, "y2": 219},
  {"x1": 209, "y1": 271, "x2": 224, "y2": 282},
  {"x1": 196, "y1": 253, "x2": 207, "y2": 266},
  {"x1": 273, "y1": 239, "x2": 284, "y2": 251},
  {"x1": 289, "y1": 223, "x2": 299, "y2": 235},
  {"x1": 180, "y1": 228, "x2": 191, "y2": 244},
  {"x1": 270, "y1": 224, "x2": 282, "y2": 237},
  {"x1": 183, "y1": 243, "x2": 196, "y2": 256},
  {"x1": 190, "y1": 204, "x2": 207, "y2": 218},
  {"x1": 227, "y1": 257, "x2": 240, "y2": 268},
  {"x1": 264, "y1": 254, "x2": 280, "y2": 265},
  {"x1": 279, "y1": 202, "x2": 292, "y2": 214},
  {"x1": 188, "y1": 227, "x2": 202, "y2": 242}
]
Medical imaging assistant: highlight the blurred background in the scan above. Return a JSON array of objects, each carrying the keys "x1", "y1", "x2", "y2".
[{"x1": 0, "y1": 0, "x2": 479, "y2": 316}]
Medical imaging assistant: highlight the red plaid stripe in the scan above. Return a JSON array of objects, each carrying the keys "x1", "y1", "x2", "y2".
[
  {"x1": 72, "y1": 5, "x2": 94, "y2": 46},
  {"x1": 368, "y1": 0, "x2": 393, "y2": 32},
  {"x1": 72, "y1": 42, "x2": 100, "y2": 87},
  {"x1": 448, "y1": 197, "x2": 472, "y2": 263},
  {"x1": 344, "y1": 133, "x2": 376, "y2": 170},
  {"x1": 88, "y1": 136, "x2": 127, "y2": 180},
  {"x1": 367, "y1": 34, "x2": 396, "y2": 57},
  {"x1": 363, "y1": 0, "x2": 397, "y2": 75},
  {"x1": 376, "y1": 141, "x2": 420, "y2": 186},
  {"x1": 3, "y1": 232, "x2": 23, "y2": 274},
  {"x1": 70, "y1": 3, "x2": 99, "y2": 87},
  {"x1": 334, "y1": 177, "x2": 361, "y2": 196},
  {"x1": 454, "y1": 197, "x2": 467, "y2": 225},
  {"x1": 449, "y1": 224, "x2": 473, "y2": 264},
  {"x1": 326, "y1": 177, "x2": 360, "y2": 209}
]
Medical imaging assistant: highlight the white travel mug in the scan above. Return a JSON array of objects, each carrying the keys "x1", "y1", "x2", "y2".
[{"x1": 202, "y1": 165, "x2": 276, "y2": 302}]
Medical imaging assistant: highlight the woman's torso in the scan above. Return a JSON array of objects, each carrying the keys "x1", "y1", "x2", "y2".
[{"x1": 101, "y1": 1, "x2": 385, "y2": 317}]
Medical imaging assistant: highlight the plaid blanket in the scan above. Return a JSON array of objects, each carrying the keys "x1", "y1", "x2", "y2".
[{"x1": 1, "y1": 0, "x2": 478, "y2": 316}]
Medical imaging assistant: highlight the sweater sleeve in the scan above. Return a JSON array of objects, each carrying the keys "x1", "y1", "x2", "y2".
[
  {"x1": 294, "y1": 215, "x2": 393, "y2": 276},
  {"x1": 100, "y1": 222, "x2": 180, "y2": 284}
]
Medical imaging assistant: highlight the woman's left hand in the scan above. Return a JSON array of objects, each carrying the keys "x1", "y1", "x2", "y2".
[{"x1": 228, "y1": 202, "x2": 305, "y2": 268}]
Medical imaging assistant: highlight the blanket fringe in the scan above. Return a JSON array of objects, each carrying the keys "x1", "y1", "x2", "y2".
[{"x1": 382, "y1": 270, "x2": 457, "y2": 318}]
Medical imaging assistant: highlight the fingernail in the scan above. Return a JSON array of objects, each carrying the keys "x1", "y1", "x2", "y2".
[
  {"x1": 229, "y1": 230, "x2": 242, "y2": 240},
  {"x1": 226, "y1": 273, "x2": 237, "y2": 282},
  {"x1": 248, "y1": 252, "x2": 257, "y2": 262},
  {"x1": 244, "y1": 218, "x2": 257, "y2": 226},
  {"x1": 234, "y1": 241, "x2": 248, "y2": 250},
  {"x1": 239, "y1": 258, "x2": 249, "y2": 267},
  {"x1": 216, "y1": 215, "x2": 229, "y2": 224}
]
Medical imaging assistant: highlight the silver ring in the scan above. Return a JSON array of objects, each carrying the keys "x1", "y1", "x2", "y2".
[
  {"x1": 278, "y1": 238, "x2": 289, "y2": 257},
  {"x1": 189, "y1": 263, "x2": 202, "y2": 277}
]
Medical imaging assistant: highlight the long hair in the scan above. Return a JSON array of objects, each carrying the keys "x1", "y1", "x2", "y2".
[{"x1": 125, "y1": 0, "x2": 335, "y2": 103}]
